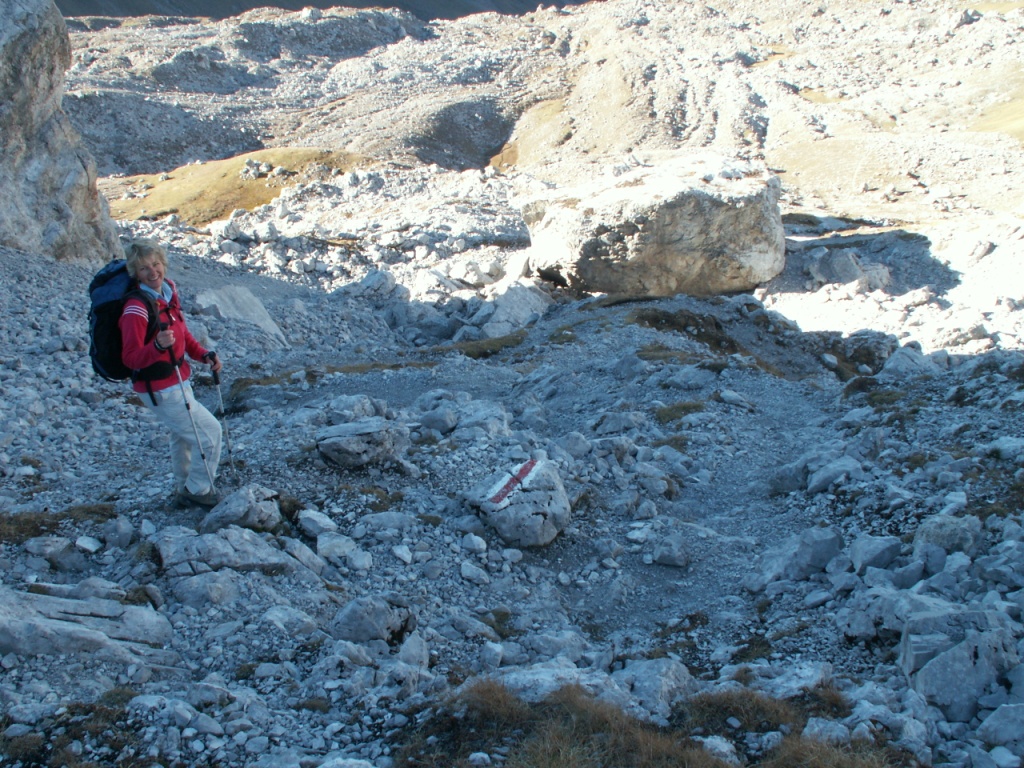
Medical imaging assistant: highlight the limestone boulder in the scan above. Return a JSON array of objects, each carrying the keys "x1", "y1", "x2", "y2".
[
  {"x1": 912, "y1": 629, "x2": 1019, "y2": 722},
  {"x1": 0, "y1": 585, "x2": 174, "y2": 662},
  {"x1": 0, "y1": 0, "x2": 120, "y2": 261},
  {"x1": 466, "y1": 458, "x2": 572, "y2": 547},
  {"x1": 330, "y1": 595, "x2": 415, "y2": 645},
  {"x1": 199, "y1": 484, "x2": 284, "y2": 534},
  {"x1": 978, "y1": 704, "x2": 1024, "y2": 756},
  {"x1": 609, "y1": 657, "x2": 698, "y2": 720},
  {"x1": 477, "y1": 280, "x2": 554, "y2": 339},
  {"x1": 746, "y1": 526, "x2": 844, "y2": 592},
  {"x1": 913, "y1": 514, "x2": 984, "y2": 557},
  {"x1": 172, "y1": 571, "x2": 242, "y2": 608},
  {"x1": 316, "y1": 416, "x2": 411, "y2": 468},
  {"x1": 151, "y1": 524, "x2": 299, "y2": 577},
  {"x1": 193, "y1": 286, "x2": 288, "y2": 347},
  {"x1": 520, "y1": 153, "x2": 784, "y2": 297}
]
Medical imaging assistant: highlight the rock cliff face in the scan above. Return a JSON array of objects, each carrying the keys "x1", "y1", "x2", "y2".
[{"x1": 0, "y1": 0, "x2": 119, "y2": 262}]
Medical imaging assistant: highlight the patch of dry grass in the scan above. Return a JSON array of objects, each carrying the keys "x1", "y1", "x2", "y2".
[
  {"x1": 637, "y1": 342, "x2": 694, "y2": 365},
  {"x1": 629, "y1": 310, "x2": 789, "y2": 378},
  {"x1": 549, "y1": 326, "x2": 580, "y2": 344},
  {"x1": 121, "y1": 586, "x2": 154, "y2": 606},
  {"x1": 866, "y1": 389, "x2": 905, "y2": 410},
  {"x1": 679, "y1": 686, "x2": 907, "y2": 767},
  {"x1": 801, "y1": 684, "x2": 854, "y2": 720},
  {"x1": 760, "y1": 735, "x2": 906, "y2": 768},
  {"x1": 297, "y1": 697, "x2": 332, "y2": 713},
  {"x1": 278, "y1": 494, "x2": 304, "y2": 521},
  {"x1": 584, "y1": 294, "x2": 660, "y2": 310},
  {"x1": 655, "y1": 401, "x2": 705, "y2": 424},
  {"x1": 733, "y1": 634, "x2": 774, "y2": 663},
  {"x1": 366, "y1": 487, "x2": 405, "y2": 512},
  {"x1": 228, "y1": 360, "x2": 438, "y2": 404},
  {"x1": 965, "y1": 476, "x2": 1024, "y2": 521},
  {"x1": 629, "y1": 308, "x2": 740, "y2": 354},
  {"x1": 480, "y1": 607, "x2": 523, "y2": 640},
  {"x1": 842, "y1": 376, "x2": 881, "y2": 399},
  {"x1": 397, "y1": 681, "x2": 731, "y2": 768},
  {"x1": 0, "y1": 732, "x2": 45, "y2": 763},
  {"x1": 490, "y1": 98, "x2": 573, "y2": 172},
  {"x1": 329, "y1": 360, "x2": 437, "y2": 374},
  {"x1": 971, "y1": 85, "x2": 1024, "y2": 143},
  {"x1": 461, "y1": 678, "x2": 536, "y2": 726},
  {"x1": 679, "y1": 688, "x2": 802, "y2": 735},
  {"x1": 0, "y1": 697, "x2": 146, "y2": 768},
  {"x1": 436, "y1": 330, "x2": 528, "y2": 360},
  {"x1": 652, "y1": 434, "x2": 690, "y2": 451},
  {"x1": 98, "y1": 687, "x2": 139, "y2": 708},
  {"x1": 0, "y1": 503, "x2": 116, "y2": 545},
  {"x1": 101, "y1": 147, "x2": 369, "y2": 226},
  {"x1": 332, "y1": 483, "x2": 405, "y2": 512}
]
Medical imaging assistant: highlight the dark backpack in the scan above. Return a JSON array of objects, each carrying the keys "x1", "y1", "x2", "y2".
[{"x1": 88, "y1": 260, "x2": 161, "y2": 381}]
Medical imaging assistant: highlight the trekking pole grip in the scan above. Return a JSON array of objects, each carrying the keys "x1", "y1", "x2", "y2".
[
  {"x1": 209, "y1": 351, "x2": 221, "y2": 385},
  {"x1": 159, "y1": 322, "x2": 180, "y2": 367}
]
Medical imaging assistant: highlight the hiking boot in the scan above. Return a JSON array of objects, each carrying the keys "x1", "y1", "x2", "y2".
[{"x1": 178, "y1": 489, "x2": 221, "y2": 508}]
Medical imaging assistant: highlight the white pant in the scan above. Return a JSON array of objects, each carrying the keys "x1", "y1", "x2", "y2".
[{"x1": 145, "y1": 380, "x2": 222, "y2": 495}]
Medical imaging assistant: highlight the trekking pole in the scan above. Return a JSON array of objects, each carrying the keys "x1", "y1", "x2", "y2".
[
  {"x1": 162, "y1": 323, "x2": 217, "y2": 493},
  {"x1": 209, "y1": 352, "x2": 237, "y2": 479}
]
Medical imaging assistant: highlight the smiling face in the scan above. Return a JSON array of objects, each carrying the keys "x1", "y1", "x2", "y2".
[{"x1": 135, "y1": 255, "x2": 166, "y2": 292}]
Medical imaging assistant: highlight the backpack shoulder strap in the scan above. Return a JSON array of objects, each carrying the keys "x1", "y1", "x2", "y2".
[{"x1": 123, "y1": 288, "x2": 162, "y2": 343}]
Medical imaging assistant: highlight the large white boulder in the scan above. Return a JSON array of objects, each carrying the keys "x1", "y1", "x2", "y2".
[{"x1": 520, "y1": 153, "x2": 784, "y2": 297}]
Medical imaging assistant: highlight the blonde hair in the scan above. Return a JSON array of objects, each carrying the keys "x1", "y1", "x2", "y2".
[{"x1": 124, "y1": 238, "x2": 168, "y2": 278}]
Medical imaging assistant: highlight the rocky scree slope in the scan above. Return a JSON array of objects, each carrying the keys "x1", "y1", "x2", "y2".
[
  {"x1": 2, "y1": 0, "x2": 1024, "y2": 766},
  {"x1": 2, "y1": 234, "x2": 1024, "y2": 767}
]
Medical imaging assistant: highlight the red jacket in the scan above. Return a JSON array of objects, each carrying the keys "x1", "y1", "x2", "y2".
[{"x1": 119, "y1": 279, "x2": 209, "y2": 394}]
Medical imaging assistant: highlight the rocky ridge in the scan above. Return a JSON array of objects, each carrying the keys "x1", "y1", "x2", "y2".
[{"x1": 2, "y1": 0, "x2": 1024, "y2": 767}]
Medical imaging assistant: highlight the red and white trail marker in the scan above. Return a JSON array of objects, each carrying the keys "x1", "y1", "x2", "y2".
[{"x1": 486, "y1": 458, "x2": 538, "y2": 508}]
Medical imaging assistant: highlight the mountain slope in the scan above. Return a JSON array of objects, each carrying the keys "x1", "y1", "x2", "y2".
[
  {"x1": 2, "y1": 1, "x2": 1024, "y2": 766},
  {"x1": 55, "y1": 0, "x2": 590, "y2": 21}
]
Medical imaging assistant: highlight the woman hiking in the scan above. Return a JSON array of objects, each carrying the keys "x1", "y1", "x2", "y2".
[{"x1": 119, "y1": 238, "x2": 223, "y2": 508}]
